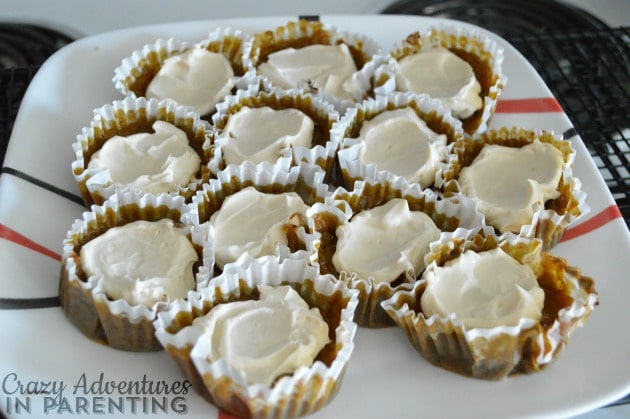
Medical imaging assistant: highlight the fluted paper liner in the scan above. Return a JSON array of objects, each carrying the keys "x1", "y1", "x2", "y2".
[
  {"x1": 113, "y1": 28, "x2": 251, "y2": 116},
  {"x1": 153, "y1": 257, "x2": 359, "y2": 419},
  {"x1": 381, "y1": 231, "x2": 598, "y2": 380},
  {"x1": 198, "y1": 26, "x2": 251, "y2": 77},
  {"x1": 71, "y1": 96, "x2": 218, "y2": 207},
  {"x1": 113, "y1": 37, "x2": 191, "y2": 98},
  {"x1": 308, "y1": 174, "x2": 485, "y2": 327},
  {"x1": 183, "y1": 160, "x2": 330, "y2": 278},
  {"x1": 211, "y1": 86, "x2": 340, "y2": 180},
  {"x1": 59, "y1": 191, "x2": 213, "y2": 351},
  {"x1": 436, "y1": 126, "x2": 589, "y2": 249},
  {"x1": 243, "y1": 19, "x2": 382, "y2": 113},
  {"x1": 376, "y1": 24, "x2": 507, "y2": 135},
  {"x1": 334, "y1": 92, "x2": 464, "y2": 190}
]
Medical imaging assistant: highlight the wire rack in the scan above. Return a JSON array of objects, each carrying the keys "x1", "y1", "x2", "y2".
[
  {"x1": 1, "y1": 28, "x2": 629, "y2": 229},
  {"x1": 506, "y1": 27, "x2": 630, "y2": 229}
]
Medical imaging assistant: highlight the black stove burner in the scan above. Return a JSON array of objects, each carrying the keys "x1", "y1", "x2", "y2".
[
  {"x1": 0, "y1": 24, "x2": 73, "y2": 165},
  {"x1": 382, "y1": 0, "x2": 610, "y2": 38},
  {"x1": 0, "y1": 23, "x2": 74, "y2": 69}
]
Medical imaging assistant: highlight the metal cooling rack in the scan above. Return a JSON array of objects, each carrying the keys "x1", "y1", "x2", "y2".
[{"x1": 506, "y1": 27, "x2": 630, "y2": 229}]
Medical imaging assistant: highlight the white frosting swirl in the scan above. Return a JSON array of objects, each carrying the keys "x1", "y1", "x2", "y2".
[
  {"x1": 257, "y1": 44, "x2": 358, "y2": 101},
  {"x1": 192, "y1": 285, "x2": 330, "y2": 386},
  {"x1": 216, "y1": 106, "x2": 314, "y2": 165},
  {"x1": 87, "y1": 120, "x2": 201, "y2": 194},
  {"x1": 394, "y1": 47, "x2": 483, "y2": 119},
  {"x1": 333, "y1": 199, "x2": 441, "y2": 283},
  {"x1": 356, "y1": 108, "x2": 447, "y2": 188},
  {"x1": 209, "y1": 187, "x2": 309, "y2": 269},
  {"x1": 146, "y1": 46, "x2": 235, "y2": 116},
  {"x1": 458, "y1": 140, "x2": 564, "y2": 233},
  {"x1": 421, "y1": 247, "x2": 545, "y2": 329},
  {"x1": 80, "y1": 219, "x2": 198, "y2": 307}
]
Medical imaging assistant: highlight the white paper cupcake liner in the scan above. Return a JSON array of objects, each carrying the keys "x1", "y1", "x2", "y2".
[
  {"x1": 375, "y1": 24, "x2": 507, "y2": 135},
  {"x1": 113, "y1": 37, "x2": 191, "y2": 98},
  {"x1": 307, "y1": 175, "x2": 485, "y2": 327},
  {"x1": 59, "y1": 190, "x2": 213, "y2": 352},
  {"x1": 71, "y1": 96, "x2": 217, "y2": 207},
  {"x1": 183, "y1": 160, "x2": 330, "y2": 278},
  {"x1": 198, "y1": 26, "x2": 252, "y2": 77},
  {"x1": 153, "y1": 257, "x2": 359, "y2": 419},
  {"x1": 243, "y1": 19, "x2": 382, "y2": 113},
  {"x1": 381, "y1": 231, "x2": 599, "y2": 380},
  {"x1": 334, "y1": 92, "x2": 464, "y2": 191},
  {"x1": 210, "y1": 87, "x2": 341, "y2": 180},
  {"x1": 113, "y1": 28, "x2": 252, "y2": 117},
  {"x1": 436, "y1": 126, "x2": 589, "y2": 249}
]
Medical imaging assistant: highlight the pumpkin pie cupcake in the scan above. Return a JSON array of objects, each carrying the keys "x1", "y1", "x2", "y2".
[
  {"x1": 72, "y1": 96, "x2": 217, "y2": 207},
  {"x1": 184, "y1": 159, "x2": 329, "y2": 276},
  {"x1": 153, "y1": 256, "x2": 359, "y2": 418},
  {"x1": 381, "y1": 231, "x2": 598, "y2": 379},
  {"x1": 376, "y1": 24, "x2": 507, "y2": 135},
  {"x1": 436, "y1": 126, "x2": 588, "y2": 249},
  {"x1": 113, "y1": 27, "x2": 251, "y2": 118},
  {"x1": 59, "y1": 191, "x2": 212, "y2": 351},
  {"x1": 211, "y1": 86, "x2": 340, "y2": 180},
  {"x1": 334, "y1": 91, "x2": 463, "y2": 190},
  {"x1": 244, "y1": 19, "x2": 381, "y2": 113}
]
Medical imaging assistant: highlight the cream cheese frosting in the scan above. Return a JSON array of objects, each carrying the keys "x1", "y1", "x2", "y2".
[
  {"x1": 457, "y1": 140, "x2": 564, "y2": 233},
  {"x1": 394, "y1": 47, "x2": 483, "y2": 119},
  {"x1": 87, "y1": 120, "x2": 201, "y2": 194},
  {"x1": 256, "y1": 43, "x2": 358, "y2": 101},
  {"x1": 216, "y1": 106, "x2": 314, "y2": 165},
  {"x1": 209, "y1": 187, "x2": 309, "y2": 269},
  {"x1": 192, "y1": 285, "x2": 330, "y2": 386},
  {"x1": 332, "y1": 198, "x2": 441, "y2": 283},
  {"x1": 355, "y1": 108, "x2": 447, "y2": 188},
  {"x1": 146, "y1": 46, "x2": 235, "y2": 116},
  {"x1": 80, "y1": 219, "x2": 198, "y2": 307},
  {"x1": 420, "y1": 247, "x2": 545, "y2": 329}
]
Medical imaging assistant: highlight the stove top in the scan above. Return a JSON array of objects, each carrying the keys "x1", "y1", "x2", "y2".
[
  {"x1": 0, "y1": 23, "x2": 73, "y2": 69},
  {"x1": 0, "y1": 23, "x2": 74, "y2": 167},
  {"x1": 382, "y1": 0, "x2": 611, "y2": 37}
]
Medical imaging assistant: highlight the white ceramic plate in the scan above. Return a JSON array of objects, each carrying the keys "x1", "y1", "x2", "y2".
[{"x1": 1, "y1": 15, "x2": 629, "y2": 419}]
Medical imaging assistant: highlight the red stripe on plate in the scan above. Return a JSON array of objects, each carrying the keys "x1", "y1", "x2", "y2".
[
  {"x1": 218, "y1": 412, "x2": 239, "y2": 419},
  {"x1": 496, "y1": 98, "x2": 564, "y2": 113},
  {"x1": 0, "y1": 223, "x2": 61, "y2": 261},
  {"x1": 560, "y1": 205, "x2": 623, "y2": 242}
]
